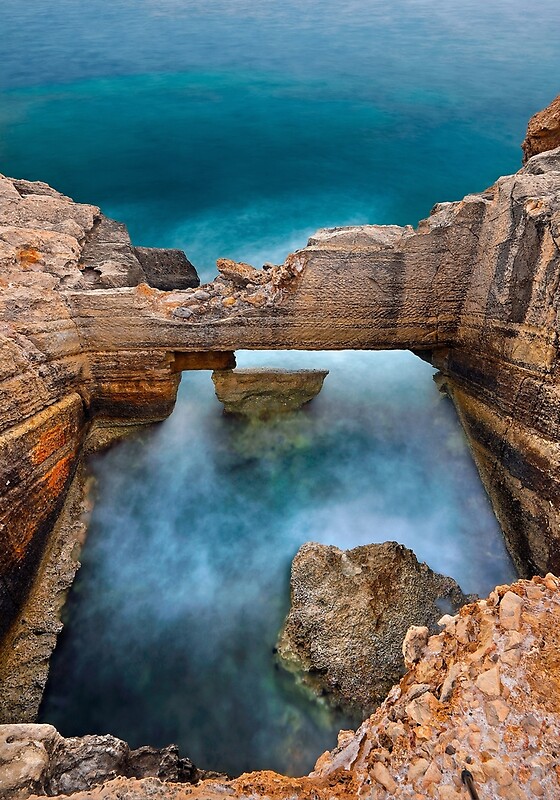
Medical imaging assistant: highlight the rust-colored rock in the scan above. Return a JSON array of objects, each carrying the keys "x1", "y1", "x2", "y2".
[{"x1": 522, "y1": 94, "x2": 560, "y2": 162}]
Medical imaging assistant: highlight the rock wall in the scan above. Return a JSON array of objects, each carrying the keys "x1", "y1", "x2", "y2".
[
  {"x1": 1, "y1": 103, "x2": 560, "y2": 727},
  {"x1": 0, "y1": 177, "x2": 189, "y2": 719}
]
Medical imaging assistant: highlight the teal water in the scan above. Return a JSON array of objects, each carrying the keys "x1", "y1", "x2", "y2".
[{"x1": 1, "y1": 0, "x2": 558, "y2": 778}]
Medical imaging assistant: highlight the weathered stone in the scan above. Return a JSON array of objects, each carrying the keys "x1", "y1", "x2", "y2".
[
  {"x1": 216, "y1": 257, "x2": 264, "y2": 286},
  {"x1": 277, "y1": 542, "x2": 471, "y2": 713},
  {"x1": 407, "y1": 758, "x2": 429, "y2": 783},
  {"x1": 482, "y1": 758, "x2": 514, "y2": 786},
  {"x1": 439, "y1": 662, "x2": 462, "y2": 702},
  {"x1": 499, "y1": 591, "x2": 524, "y2": 631},
  {"x1": 484, "y1": 698, "x2": 510, "y2": 726},
  {"x1": 211, "y1": 368, "x2": 328, "y2": 418},
  {"x1": 406, "y1": 693, "x2": 441, "y2": 726},
  {"x1": 0, "y1": 725, "x2": 207, "y2": 799},
  {"x1": 371, "y1": 761, "x2": 397, "y2": 793},
  {"x1": 475, "y1": 666, "x2": 501, "y2": 697},
  {"x1": 0, "y1": 724, "x2": 61, "y2": 800},
  {"x1": 522, "y1": 94, "x2": 560, "y2": 162},
  {"x1": 402, "y1": 626, "x2": 430, "y2": 668},
  {"x1": 134, "y1": 246, "x2": 200, "y2": 290}
]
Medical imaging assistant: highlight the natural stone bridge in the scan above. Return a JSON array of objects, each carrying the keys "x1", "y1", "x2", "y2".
[{"x1": 1, "y1": 140, "x2": 560, "y2": 726}]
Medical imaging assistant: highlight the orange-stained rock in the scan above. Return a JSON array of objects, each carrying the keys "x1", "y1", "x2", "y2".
[{"x1": 522, "y1": 94, "x2": 560, "y2": 162}]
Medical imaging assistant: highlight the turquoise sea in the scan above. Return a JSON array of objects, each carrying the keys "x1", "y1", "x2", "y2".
[{"x1": 1, "y1": 0, "x2": 559, "y2": 778}]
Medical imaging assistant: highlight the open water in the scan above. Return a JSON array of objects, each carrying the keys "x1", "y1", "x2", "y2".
[{"x1": 1, "y1": 0, "x2": 559, "y2": 778}]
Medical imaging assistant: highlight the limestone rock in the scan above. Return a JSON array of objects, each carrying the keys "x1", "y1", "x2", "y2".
[
  {"x1": 276, "y1": 541, "x2": 473, "y2": 713},
  {"x1": 0, "y1": 724, "x2": 61, "y2": 799},
  {"x1": 0, "y1": 725, "x2": 206, "y2": 799},
  {"x1": 522, "y1": 94, "x2": 560, "y2": 162},
  {"x1": 211, "y1": 368, "x2": 328, "y2": 418},
  {"x1": 3, "y1": 97, "x2": 560, "y2": 748},
  {"x1": 402, "y1": 625, "x2": 429, "y2": 668},
  {"x1": 134, "y1": 247, "x2": 200, "y2": 291}
]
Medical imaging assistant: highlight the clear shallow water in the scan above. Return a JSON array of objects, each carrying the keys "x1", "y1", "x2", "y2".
[{"x1": 1, "y1": 0, "x2": 557, "y2": 779}]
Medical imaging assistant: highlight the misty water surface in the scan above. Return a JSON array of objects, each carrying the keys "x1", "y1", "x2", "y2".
[{"x1": 39, "y1": 351, "x2": 514, "y2": 775}]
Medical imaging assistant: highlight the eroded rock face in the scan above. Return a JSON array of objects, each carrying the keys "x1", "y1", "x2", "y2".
[
  {"x1": 0, "y1": 725, "x2": 206, "y2": 799},
  {"x1": 522, "y1": 94, "x2": 560, "y2": 162},
  {"x1": 2, "y1": 100, "x2": 560, "y2": 733},
  {"x1": 19, "y1": 574, "x2": 560, "y2": 800},
  {"x1": 211, "y1": 368, "x2": 328, "y2": 418},
  {"x1": 277, "y1": 542, "x2": 473, "y2": 714}
]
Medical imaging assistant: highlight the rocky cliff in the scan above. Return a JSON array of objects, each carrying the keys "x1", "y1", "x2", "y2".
[{"x1": 1, "y1": 98, "x2": 560, "y2": 788}]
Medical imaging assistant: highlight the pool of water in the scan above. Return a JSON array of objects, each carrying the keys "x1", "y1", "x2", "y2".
[
  {"x1": 40, "y1": 350, "x2": 513, "y2": 775},
  {"x1": 1, "y1": 0, "x2": 558, "y2": 779}
]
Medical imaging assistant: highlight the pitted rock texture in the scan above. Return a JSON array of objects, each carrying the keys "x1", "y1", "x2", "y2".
[
  {"x1": 522, "y1": 94, "x2": 560, "y2": 163},
  {"x1": 211, "y1": 368, "x2": 328, "y2": 418},
  {"x1": 20, "y1": 575, "x2": 560, "y2": 800},
  {"x1": 0, "y1": 724, "x2": 205, "y2": 799},
  {"x1": 277, "y1": 542, "x2": 473, "y2": 714}
]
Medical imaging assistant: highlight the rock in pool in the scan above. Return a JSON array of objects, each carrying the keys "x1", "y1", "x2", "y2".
[{"x1": 211, "y1": 368, "x2": 328, "y2": 418}]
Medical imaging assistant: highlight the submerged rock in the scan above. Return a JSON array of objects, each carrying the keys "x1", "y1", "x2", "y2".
[
  {"x1": 211, "y1": 368, "x2": 328, "y2": 418},
  {"x1": 277, "y1": 541, "x2": 474, "y2": 714}
]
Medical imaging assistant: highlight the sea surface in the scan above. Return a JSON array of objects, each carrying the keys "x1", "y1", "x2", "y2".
[{"x1": 1, "y1": 0, "x2": 559, "y2": 778}]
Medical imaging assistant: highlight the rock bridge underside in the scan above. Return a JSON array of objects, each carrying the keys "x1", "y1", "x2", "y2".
[{"x1": 1, "y1": 100, "x2": 560, "y2": 798}]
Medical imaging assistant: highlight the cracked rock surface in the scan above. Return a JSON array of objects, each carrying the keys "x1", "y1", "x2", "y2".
[{"x1": 277, "y1": 541, "x2": 474, "y2": 714}]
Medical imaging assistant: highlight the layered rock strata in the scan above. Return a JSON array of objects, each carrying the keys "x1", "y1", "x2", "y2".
[
  {"x1": 17, "y1": 574, "x2": 560, "y2": 799},
  {"x1": 1, "y1": 105, "x2": 560, "y2": 725},
  {"x1": 211, "y1": 368, "x2": 328, "y2": 417},
  {"x1": 277, "y1": 542, "x2": 473, "y2": 714},
  {"x1": 45, "y1": 149, "x2": 560, "y2": 578}
]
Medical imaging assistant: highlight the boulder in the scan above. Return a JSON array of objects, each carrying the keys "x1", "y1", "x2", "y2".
[
  {"x1": 211, "y1": 368, "x2": 328, "y2": 418},
  {"x1": 522, "y1": 93, "x2": 560, "y2": 162},
  {"x1": 277, "y1": 541, "x2": 474, "y2": 713},
  {"x1": 0, "y1": 725, "x2": 207, "y2": 799}
]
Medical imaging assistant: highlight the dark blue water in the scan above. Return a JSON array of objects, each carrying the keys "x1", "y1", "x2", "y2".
[{"x1": 1, "y1": 0, "x2": 557, "y2": 778}]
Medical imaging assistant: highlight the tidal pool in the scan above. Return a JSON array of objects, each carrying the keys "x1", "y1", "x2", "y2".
[{"x1": 39, "y1": 350, "x2": 515, "y2": 775}]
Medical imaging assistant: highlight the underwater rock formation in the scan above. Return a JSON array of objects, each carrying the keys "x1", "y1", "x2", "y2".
[
  {"x1": 277, "y1": 541, "x2": 472, "y2": 714},
  {"x1": 522, "y1": 93, "x2": 560, "y2": 162},
  {"x1": 0, "y1": 724, "x2": 207, "y2": 799},
  {"x1": 21, "y1": 574, "x2": 560, "y2": 799},
  {"x1": 211, "y1": 368, "x2": 328, "y2": 418}
]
